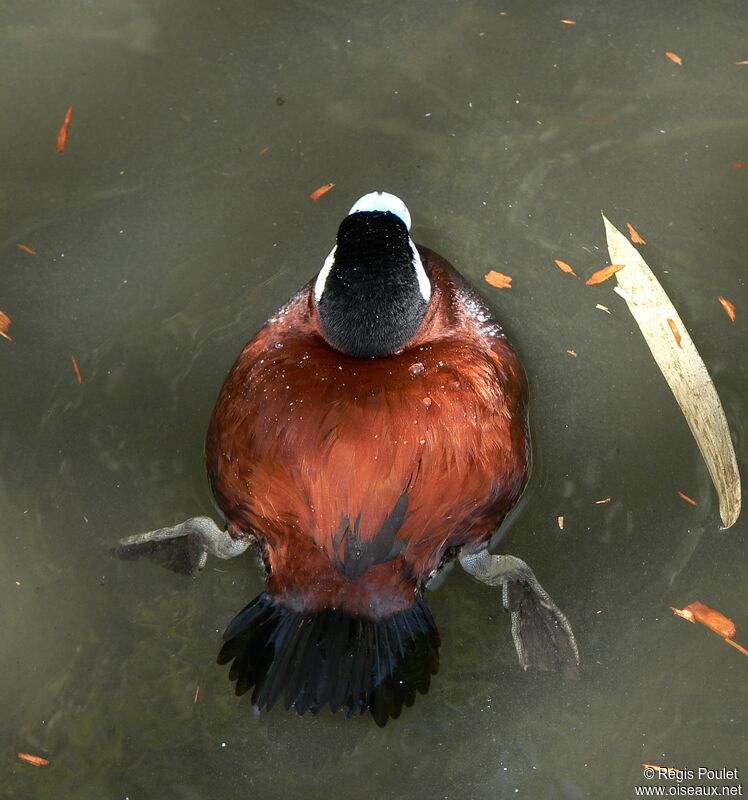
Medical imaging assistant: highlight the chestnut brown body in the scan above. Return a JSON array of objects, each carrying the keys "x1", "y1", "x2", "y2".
[{"x1": 206, "y1": 247, "x2": 529, "y2": 620}]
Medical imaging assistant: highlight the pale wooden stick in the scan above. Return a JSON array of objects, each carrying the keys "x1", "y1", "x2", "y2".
[{"x1": 602, "y1": 213, "x2": 741, "y2": 529}]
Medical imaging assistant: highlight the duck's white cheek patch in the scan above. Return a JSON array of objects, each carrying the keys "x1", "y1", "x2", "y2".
[
  {"x1": 314, "y1": 245, "x2": 337, "y2": 302},
  {"x1": 410, "y1": 239, "x2": 431, "y2": 302}
]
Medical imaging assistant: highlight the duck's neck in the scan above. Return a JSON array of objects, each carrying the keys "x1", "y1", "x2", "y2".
[{"x1": 315, "y1": 211, "x2": 431, "y2": 359}]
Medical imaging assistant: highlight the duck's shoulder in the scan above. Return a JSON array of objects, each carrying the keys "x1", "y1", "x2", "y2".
[
  {"x1": 415, "y1": 246, "x2": 504, "y2": 335},
  {"x1": 219, "y1": 281, "x2": 317, "y2": 373}
]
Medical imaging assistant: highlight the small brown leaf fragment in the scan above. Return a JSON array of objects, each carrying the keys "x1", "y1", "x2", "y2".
[
  {"x1": 484, "y1": 270, "x2": 512, "y2": 289},
  {"x1": 585, "y1": 264, "x2": 624, "y2": 285},
  {"x1": 56, "y1": 104, "x2": 74, "y2": 153},
  {"x1": 731, "y1": 162, "x2": 748, "y2": 168},
  {"x1": 625, "y1": 222, "x2": 646, "y2": 244},
  {"x1": 643, "y1": 764, "x2": 677, "y2": 773},
  {"x1": 677, "y1": 490, "x2": 698, "y2": 507},
  {"x1": 0, "y1": 311, "x2": 12, "y2": 341},
  {"x1": 309, "y1": 182, "x2": 335, "y2": 201},
  {"x1": 259, "y1": 145, "x2": 271, "y2": 155},
  {"x1": 665, "y1": 51, "x2": 683, "y2": 66},
  {"x1": 560, "y1": 19, "x2": 576, "y2": 25},
  {"x1": 736, "y1": 60, "x2": 748, "y2": 65},
  {"x1": 667, "y1": 318, "x2": 682, "y2": 347},
  {"x1": 564, "y1": 348, "x2": 577, "y2": 357},
  {"x1": 594, "y1": 497, "x2": 611, "y2": 504},
  {"x1": 718, "y1": 295, "x2": 736, "y2": 322},
  {"x1": 194, "y1": 685, "x2": 200, "y2": 704},
  {"x1": 554, "y1": 258, "x2": 577, "y2": 276},
  {"x1": 17, "y1": 752, "x2": 49, "y2": 767},
  {"x1": 70, "y1": 354, "x2": 83, "y2": 385},
  {"x1": 671, "y1": 601, "x2": 736, "y2": 639},
  {"x1": 16, "y1": 243, "x2": 38, "y2": 256},
  {"x1": 557, "y1": 515, "x2": 564, "y2": 530}
]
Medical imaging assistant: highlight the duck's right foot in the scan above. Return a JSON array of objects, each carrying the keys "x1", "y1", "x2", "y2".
[
  {"x1": 459, "y1": 549, "x2": 580, "y2": 677},
  {"x1": 116, "y1": 516, "x2": 252, "y2": 576}
]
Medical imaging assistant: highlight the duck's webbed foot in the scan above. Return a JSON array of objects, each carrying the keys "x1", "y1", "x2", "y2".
[
  {"x1": 459, "y1": 549, "x2": 580, "y2": 677},
  {"x1": 116, "y1": 516, "x2": 253, "y2": 576}
]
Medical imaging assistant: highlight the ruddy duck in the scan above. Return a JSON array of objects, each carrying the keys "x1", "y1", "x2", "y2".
[{"x1": 118, "y1": 192, "x2": 578, "y2": 726}]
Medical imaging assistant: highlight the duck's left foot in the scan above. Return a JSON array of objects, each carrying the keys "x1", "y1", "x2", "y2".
[
  {"x1": 459, "y1": 549, "x2": 580, "y2": 677},
  {"x1": 116, "y1": 516, "x2": 252, "y2": 576}
]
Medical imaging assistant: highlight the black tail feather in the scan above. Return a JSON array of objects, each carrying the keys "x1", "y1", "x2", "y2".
[{"x1": 217, "y1": 592, "x2": 440, "y2": 726}]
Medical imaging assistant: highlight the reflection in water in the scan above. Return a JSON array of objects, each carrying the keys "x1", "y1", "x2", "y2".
[{"x1": 2, "y1": 1, "x2": 745, "y2": 798}]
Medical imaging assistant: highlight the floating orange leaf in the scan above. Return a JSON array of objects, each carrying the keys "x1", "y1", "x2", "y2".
[
  {"x1": 56, "y1": 104, "x2": 74, "y2": 153},
  {"x1": 585, "y1": 264, "x2": 624, "y2": 285},
  {"x1": 16, "y1": 243, "x2": 38, "y2": 256},
  {"x1": 594, "y1": 497, "x2": 611, "y2": 504},
  {"x1": 560, "y1": 19, "x2": 576, "y2": 25},
  {"x1": 626, "y1": 223, "x2": 646, "y2": 244},
  {"x1": 667, "y1": 318, "x2": 682, "y2": 347},
  {"x1": 677, "y1": 491, "x2": 698, "y2": 507},
  {"x1": 673, "y1": 602, "x2": 748, "y2": 657},
  {"x1": 564, "y1": 348, "x2": 577, "y2": 357},
  {"x1": 70, "y1": 354, "x2": 83, "y2": 385},
  {"x1": 736, "y1": 60, "x2": 748, "y2": 65},
  {"x1": 665, "y1": 51, "x2": 683, "y2": 66},
  {"x1": 309, "y1": 182, "x2": 335, "y2": 201},
  {"x1": 194, "y1": 685, "x2": 200, "y2": 704},
  {"x1": 17, "y1": 752, "x2": 49, "y2": 767},
  {"x1": 717, "y1": 295, "x2": 736, "y2": 322},
  {"x1": 484, "y1": 270, "x2": 512, "y2": 289},
  {"x1": 731, "y1": 162, "x2": 748, "y2": 168},
  {"x1": 671, "y1": 601, "x2": 736, "y2": 639},
  {"x1": 643, "y1": 764, "x2": 674, "y2": 773},
  {"x1": 0, "y1": 311, "x2": 12, "y2": 341},
  {"x1": 259, "y1": 145, "x2": 271, "y2": 155},
  {"x1": 554, "y1": 258, "x2": 577, "y2": 276}
]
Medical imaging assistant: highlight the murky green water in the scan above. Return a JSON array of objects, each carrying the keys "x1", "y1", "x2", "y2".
[{"x1": 2, "y1": 1, "x2": 746, "y2": 798}]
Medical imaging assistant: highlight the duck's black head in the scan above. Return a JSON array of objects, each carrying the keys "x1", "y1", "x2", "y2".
[{"x1": 314, "y1": 192, "x2": 431, "y2": 359}]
